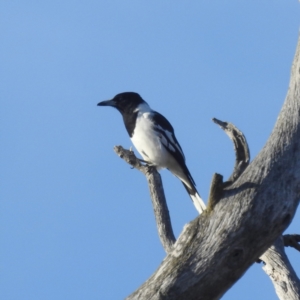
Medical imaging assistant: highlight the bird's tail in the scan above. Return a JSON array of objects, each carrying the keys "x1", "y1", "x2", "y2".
[
  {"x1": 191, "y1": 192, "x2": 206, "y2": 214},
  {"x1": 182, "y1": 183, "x2": 206, "y2": 214}
]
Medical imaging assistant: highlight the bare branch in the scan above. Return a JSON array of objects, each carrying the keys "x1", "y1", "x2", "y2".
[
  {"x1": 207, "y1": 119, "x2": 250, "y2": 210},
  {"x1": 114, "y1": 146, "x2": 175, "y2": 253},
  {"x1": 260, "y1": 237, "x2": 300, "y2": 300},
  {"x1": 206, "y1": 173, "x2": 224, "y2": 212},
  {"x1": 114, "y1": 145, "x2": 147, "y2": 173},
  {"x1": 212, "y1": 118, "x2": 250, "y2": 185},
  {"x1": 126, "y1": 32, "x2": 300, "y2": 300},
  {"x1": 145, "y1": 166, "x2": 176, "y2": 253}
]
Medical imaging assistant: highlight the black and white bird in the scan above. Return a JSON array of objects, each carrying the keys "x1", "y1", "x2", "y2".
[{"x1": 97, "y1": 92, "x2": 206, "y2": 214}]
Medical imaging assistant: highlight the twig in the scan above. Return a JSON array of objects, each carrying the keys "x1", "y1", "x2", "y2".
[
  {"x1": 207, "y1": 119, "x2": 251, "y2": 210},
  {"x1": 212, "y1": 118, "x2": 250, "y2": 185},
  {"x1": 114, "y1": 146, "x2": 175, "y2": 253}
]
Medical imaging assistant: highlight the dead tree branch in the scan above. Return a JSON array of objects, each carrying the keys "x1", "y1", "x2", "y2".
[
  {"x1": 124, "y1": 33, "x2": 300, "y2": 300},
  {"x1": 211, "y1": 120, "x2": 300, "y2": 299},
  {"x1": 212, "y1": 118, "x2": 250, "y2": 186},
  {"x1": 114, "y1": 146, "x2": 175, "y2": 253},
  {"x1": 260, "y1": 237, "x2": 300, "y2": 300},
  {"x1": 206, "y1": 173, "x2": 224, "y2": 212},
  {"x1": 207, "y1": 118, "x2": 250, "y2": 211},
  {"x1": 114, "y1": 114, "x2": 252, "y2": 250}
]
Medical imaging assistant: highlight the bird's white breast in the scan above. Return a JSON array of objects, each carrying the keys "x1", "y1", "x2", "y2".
[{"x1": 131, "y1": 106, "x2": 169, "y2": 168}]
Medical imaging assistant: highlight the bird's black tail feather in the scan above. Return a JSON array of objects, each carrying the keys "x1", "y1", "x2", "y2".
[{"x1": 182, "y1": 182, "x2": 206, "y2": 214}]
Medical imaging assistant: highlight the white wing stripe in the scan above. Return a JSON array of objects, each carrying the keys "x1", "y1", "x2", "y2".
[{"x1": 155, "y1": 124, "x2": 185, "y2": 158}]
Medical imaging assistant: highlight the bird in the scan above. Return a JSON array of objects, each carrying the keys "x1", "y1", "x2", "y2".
[{"x1": 97, "y1": 92, "x2": 206, "y2": 214}]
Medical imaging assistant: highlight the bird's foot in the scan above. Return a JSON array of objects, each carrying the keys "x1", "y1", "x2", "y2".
[
  {"x1": 138, "y1": 158, "x2": 150, "y2": 165},
  {"x1": 145, "y1": 164, "x2": 157, "y2": 173}
]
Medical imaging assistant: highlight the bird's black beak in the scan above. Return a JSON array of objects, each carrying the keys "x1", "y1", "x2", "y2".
[{"x1": 97, "y1": 99, "x2": 116, "y2": 107}]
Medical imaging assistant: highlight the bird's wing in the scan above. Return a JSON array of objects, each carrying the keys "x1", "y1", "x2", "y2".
[
  {"x1": 150, "y1": 111, "x2": 196, "y2": 188},
  {"x1": 150, "y1": 111, "x2": 185, "y2": 158}
]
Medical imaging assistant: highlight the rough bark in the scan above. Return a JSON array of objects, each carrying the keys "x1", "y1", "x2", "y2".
[
  {"x1": 212, "y1": 118, "x2": 250, "y2": 185},
  {"x1": 115, "y1": 115, "x2": 252, "y2": 251},
  {"x1": 206, "y1": 119, "x2": 250, "y2": 211},
  {"x1": 121, "y1": 33, "x2": 300, "y2": 300},
  {"x1": 261, "y1": 237, "x2": 300, "y2": 300}
]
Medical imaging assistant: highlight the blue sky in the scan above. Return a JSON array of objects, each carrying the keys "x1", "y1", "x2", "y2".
[{"x1": 1, "y1": 1, "x2": 300, "y2": 299}]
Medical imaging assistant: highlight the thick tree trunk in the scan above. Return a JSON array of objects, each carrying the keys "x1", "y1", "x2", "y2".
[{"x1": 124, "y1": 33, "x2": 300, "y2": 300}]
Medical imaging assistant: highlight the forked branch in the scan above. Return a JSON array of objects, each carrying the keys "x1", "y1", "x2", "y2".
[
  {"x1": 114, "y1": 115, "x2": 251, "y2": 251},
  {"x1": 124, "y1": 32, "x2": 300, "y2": 300},
  {"x1": 113, "y1": 33, "x2": 300, "y2": 299}
]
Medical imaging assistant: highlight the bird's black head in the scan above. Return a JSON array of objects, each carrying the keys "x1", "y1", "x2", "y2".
[{"x1": 97, "y1": 92, "x2": 146, "y2": 115}]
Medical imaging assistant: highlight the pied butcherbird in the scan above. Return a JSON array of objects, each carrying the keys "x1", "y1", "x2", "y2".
[{"x1": 98, "y1": 92, "x2": 206, "y2": 213}]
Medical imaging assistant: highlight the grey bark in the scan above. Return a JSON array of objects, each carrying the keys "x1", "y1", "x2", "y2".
[
  {"x1": 120, "y1": 33, "x2": 300, "y2": 300},
  {"x1": 212, "y1": 118, "x2": 250, "y2": 185},
  {"x1": 260, "y1": 237, "x2": 300, "y2": 300},
  {"x1": 123, "y1": 33, "x2": 300, "y2": 300},
  {"x1": 114, "y1": 115, "x2": 252, "y2": 252}
]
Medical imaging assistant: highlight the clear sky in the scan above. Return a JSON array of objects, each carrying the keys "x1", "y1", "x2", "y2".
[{"x1": 1, "y1": 1, "x2": 300, "y2": 299}]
